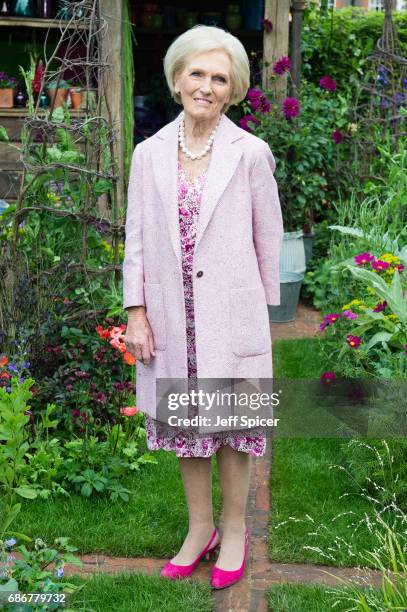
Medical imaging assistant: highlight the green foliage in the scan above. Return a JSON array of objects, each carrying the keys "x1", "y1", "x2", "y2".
[{"x1": 302, "y1": 7, "x2": 407, "y2": 94}]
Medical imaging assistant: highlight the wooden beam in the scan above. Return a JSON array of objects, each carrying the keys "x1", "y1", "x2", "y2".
[
  {"x1": 262, "y1": 0, "x2": 291, "y2": 101},
  {"x1": 99, "y1": 0, "x2": 124, "y2": 217}
]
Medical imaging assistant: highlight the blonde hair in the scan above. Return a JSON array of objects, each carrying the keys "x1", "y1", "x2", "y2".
[{"x1": 163, "y1": 25, "x2": 250, "y2": 114}]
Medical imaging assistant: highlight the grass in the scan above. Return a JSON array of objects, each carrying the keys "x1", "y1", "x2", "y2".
[
  {"x1": 269, "y1": 338, "x2": 378, "y2": 567},
  {"x1": 268, "y1": 583, "x2": 381, "y2": 612},
  {"x1": 65, "y1": 572, "x2": 214, "y2": 612},
  {"x1": 13, "y1": 450, "x2": 222, "y2": 558}
]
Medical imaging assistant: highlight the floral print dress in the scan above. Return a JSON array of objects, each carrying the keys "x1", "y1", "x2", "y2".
[{"x1": 144, "y1": 160, "x2": 266, "y2": 458}]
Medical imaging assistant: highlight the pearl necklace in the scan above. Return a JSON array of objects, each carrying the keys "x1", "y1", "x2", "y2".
[{"x1": 178, "y1": 112, "x2": 220, "y2": 160}]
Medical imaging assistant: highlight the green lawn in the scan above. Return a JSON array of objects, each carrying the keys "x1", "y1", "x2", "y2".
[
  {"x1": 268, "y1": 583, "x2": 381, "y2": 612},
  {"x1": 65, "y1": 572, "x2": 214, "y2": 612},
  {"x1": 270, "y1": 339, "x2": 378, "y2": 567},
  {"x1": 14, "y1": 451, "x2": 221, "y2": 558}
]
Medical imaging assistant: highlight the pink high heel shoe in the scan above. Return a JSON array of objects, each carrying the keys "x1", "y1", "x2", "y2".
[
  {"x1": 160, "y1": 527, "x2": 220, "y2": 580},
  {"x1": 211, "y1": 528, "x2": 249, "y2": 589}
]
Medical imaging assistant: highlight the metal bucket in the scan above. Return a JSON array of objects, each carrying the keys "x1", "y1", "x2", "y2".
[
  {"x1": 280, "y1": 230, "x2": 306, "y2": 275},
  {"x1": 268, "y1": 272, "x2": 304, "y2": 322}
]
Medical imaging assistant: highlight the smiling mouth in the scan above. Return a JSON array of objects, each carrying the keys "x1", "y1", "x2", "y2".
[{"x1": 194, "y1": 98, "x2": 212, "y2": 104}]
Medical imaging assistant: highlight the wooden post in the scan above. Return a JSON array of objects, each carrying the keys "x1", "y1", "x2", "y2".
[
  {"x1": 290, "y1": 1, "x2": 308, "y2": 96},
  {"x1": 262, "y1": 0, "x2": 291, "y2": 101},
  {"x1": 99, "y1": 0, "x2": 125, "y2": 216}
]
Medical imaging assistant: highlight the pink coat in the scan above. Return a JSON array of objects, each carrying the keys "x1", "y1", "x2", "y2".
[{"x1": 123, "y1": 110, "x2": 284, "y2": 419}]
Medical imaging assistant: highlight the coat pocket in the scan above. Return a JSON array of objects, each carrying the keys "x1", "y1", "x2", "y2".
[
  {"x1": 229, "y1": 286, "x2": 271, "y2": 357},
  {"x1": 143, "y1": 282, "x2": 167, "y2": 350}
]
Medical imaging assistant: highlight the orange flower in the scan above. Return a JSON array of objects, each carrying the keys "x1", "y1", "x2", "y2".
[
  {"x1": 0, "y1": 355, "x2": 8, "y2": 367},
  {"x1": 120, "y1": 406, "x2": 138, "y2": 417},
  {"x1": 123, "y1": 351, "x2": 136, "y2": 365},
  {"x1": 96, "y1": 324, "x2": 110, "y2": 339}
]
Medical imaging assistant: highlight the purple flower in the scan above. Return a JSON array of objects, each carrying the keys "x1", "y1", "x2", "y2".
[
  {"x1": 247, "y1": 88, "x2": 271, "y2": 114},
  {"x1": 342, "y1": 310, "x2": 358, "y2": 320},
  {"x1": 239, "y1": 114, "x2": 260, "y2": 132},
  {"x1": 394, "y1": 92, "x2": 404, "y2": 107},
  {"x1": 55, "y1": 566, "x2": 64, "y2": 578},
  {"x1": 7, "y1": 363, "x2": 18, "y2": 373},
  {"x1": 273, "y1": 56, "x2": 292, "y2": 75},
  {"x1": 373, "y1": 300, "x2": 387, "y2": 312},
  {"x1": 4, "y1": 538, "x2": 17, "y2": 550},
  {"x1": 319, "y1": 75, "x2": 337, "y2": 92},
  {"x1": 346, "y1": 334, "x2": 361, "y2": 348},
  {"x1": 282, "y1": 97, "x2": 300, "y2": 119},
  {"x1": 354, "y1": 252, "x2": 375, "y2": 266},
  {"x1": 332, "y1": 129, "x2": 343, "y2": 144},
  {"x1": 372, "y1": 259, "x2": 390, "y2": 271},
  {"x1": 261, "y1": 18, "x2": 273, "y2": 33},
  {"x1": 319, "y1": 322, "x2": 328, "y2": 332},
  {"x1": 324, "y1": 313, "x2": 341, "y2": 325},
  {"x1": 321, "y1": 371, "x2": 336, "y2": 385}
]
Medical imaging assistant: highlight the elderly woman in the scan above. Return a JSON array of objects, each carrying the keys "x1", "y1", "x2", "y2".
[{"x1": 123, "y1": 25, "x2": 283, "y2": 589}]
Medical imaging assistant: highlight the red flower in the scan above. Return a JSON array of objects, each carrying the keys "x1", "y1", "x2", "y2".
[
  {"x1": 0, "y1": 355, "x2": 8, "y2": 367},
  {"x1": 272, "y1": 56, "x2": 291, "y2": 75},
  {"x1": 332, "y1": 129, "x2": 343, "y2": 144},
  {"x1": 239, "y1": 114, "x2": 260, "y2": 132},
  {"x1": 319, "y1": 75, "x2": 337, "y2": 92},
  {"x1": 354, "y1": 252, "x2": 375, "y2": 266},
  {"x1": 321, "y1": 371, "x2": 336, "y2": 385},
  {"x1": 261, "y1": 18, "x2": 273, "y2": 33},
  {"x1": 120, "y1": 406, "x2": 139, "y2": 417},
  {"x1": 282, "y1": 97, "x2": 300, "y2": 119},
  {"x1": 346, "y1": 334, "x2": 361, "y2": 348}
]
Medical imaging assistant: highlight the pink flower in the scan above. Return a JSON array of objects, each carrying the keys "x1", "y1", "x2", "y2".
[
  {"x1": 319, "y1": 322, "x2": 328, "y2": 332},
  {"x1": 372, "y1": 259, "x2": 390, "y2": 271},
  {"x1": 373, "y1": 300, "x2": 387, "y2": 312},
  {"x1": 321, "y1": 371, "x2": 336, "y2": 385},
  {"x1": 332, "y1": 129, "x2": 343, "y2": 144},
  {"x1": 72, "y1": 409, "x2": 81, "y2": 419},
  {"x1": 261, "y1": 18, "x2": 273, "y2": 33},
  {"x1": 346, "y1": 334, "x2": 361, "y2": 348},
  {"x1": 273, "y1": 56, "x2": 291, "y2": 75},
  {"x1": 397, "y1": 263, "x2": 405, "y2": 272},
  {"x1": 342, "y1": 310, "x2": 358, "y2": 320},
  {"x1": 354, "y1": 252, "x2": 375, "y2": 266},
  {"x1": 319, "y1": 75, "x2": 337, "y2": 92},
  {"x1": 120, "y1": 406, "x2": 139, "y2": 417},
  {"x1": 324, "y1": 313, "x2": 341, "y2": 325},
  {"x1": 282, "y1": 97, "x2": 300, "y2": 119},
  {"x1": 239, "y1": 114, "x2": 260, "y2": 132}
]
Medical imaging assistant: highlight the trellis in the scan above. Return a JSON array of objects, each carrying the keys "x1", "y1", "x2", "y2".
[
  {"x1": 9, "y1": 0, "x2": 124, "y2": 282},
  {"x1": 352, "y1": 0, "x2": 406, "y2": 172}
]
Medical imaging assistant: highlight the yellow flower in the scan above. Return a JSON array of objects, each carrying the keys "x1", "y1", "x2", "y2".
[
  {"x1": 348, "y1": 123, "x2": 358, "y2": 133},
  {"x1": 385, "y1": 314, "x2": 400, "y2": 323},
  {"x1": 366, "y1": 286, "x2": 375, "y2": 295}
]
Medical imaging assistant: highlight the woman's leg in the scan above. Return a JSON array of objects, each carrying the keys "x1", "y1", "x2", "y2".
[
  {"x1": 216, "y1": 445, "x2": 251, "y2": 570},
  {"x1": 170, "y1": 456, "x2": 218, "y2": 565}
]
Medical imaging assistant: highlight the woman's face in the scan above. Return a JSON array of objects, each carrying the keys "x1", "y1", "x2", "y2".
[{"x1": 174, "y1": 49, "x2": 233, "y2": 122}]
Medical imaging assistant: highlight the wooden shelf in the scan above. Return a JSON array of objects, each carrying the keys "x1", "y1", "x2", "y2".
[
  {"x1": 132, "y1": 26, "x2": 261, "y2": 38},
  {"x1": 0, "y1": 108, "x2": 87, "y2": 116},
  {"x1": 0, "y1": 16, "x2": 88, "y2": 29}
]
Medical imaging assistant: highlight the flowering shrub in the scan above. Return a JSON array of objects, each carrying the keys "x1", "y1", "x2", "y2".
[
  {"x1": 0, "y1": 72, "x2": 18, "y2": 89},
  {"x1": 237, "y1": 57, "x2": 352, "y2": 231},
  {"x1": 318, "y1": 250, "x2": 407, "y2": 378}
]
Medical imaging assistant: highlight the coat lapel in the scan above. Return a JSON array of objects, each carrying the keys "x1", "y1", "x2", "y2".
[{"x1": 152, "y1": 111, "x2": 245, "y2": 268}]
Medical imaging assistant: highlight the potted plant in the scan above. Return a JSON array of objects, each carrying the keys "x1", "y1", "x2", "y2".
[
  {"x1": 46, "y1": 79, "x2": 70, "y2": 108},
  {"x1": 0, "y1": 72, "x2": 18, "y2": 108},
  {"x1": 69, "y1": 83, "x2": 83, "y2": 109}
]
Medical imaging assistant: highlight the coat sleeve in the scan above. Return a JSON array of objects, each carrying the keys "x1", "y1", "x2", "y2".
[
  {"x1": 250, "y1": 141, "x2": 284, "y2": 306},
  {"x1": 122, "y1": 144, "x2": 146, "y2": 309}
]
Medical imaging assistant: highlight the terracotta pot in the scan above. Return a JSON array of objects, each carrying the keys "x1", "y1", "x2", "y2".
[
  {"x1": 70, "y1": 90, "x2": 83, "y2": 109},
  {"x1": 47, "y1": 87, "x2": 68, "y2": 108},
  {"x1": 0, "y1": 88, "x2": 14, "y2": 108}
]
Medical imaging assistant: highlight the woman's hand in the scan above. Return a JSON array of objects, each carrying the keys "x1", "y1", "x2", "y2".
[{"x1": 125, "y1": 306, "x2": 156, "y2": 365}]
